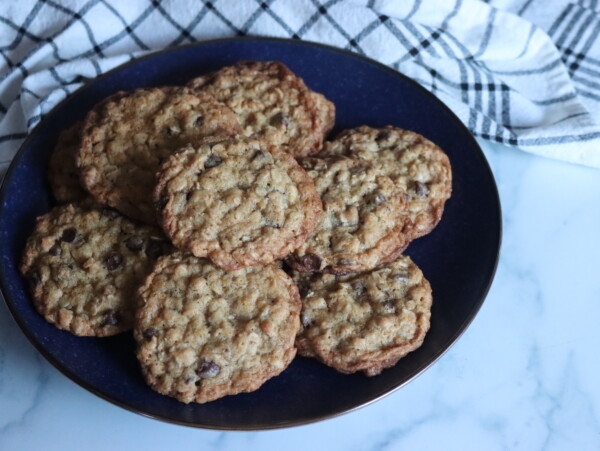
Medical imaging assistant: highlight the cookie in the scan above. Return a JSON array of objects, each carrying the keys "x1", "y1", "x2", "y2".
[
  {"x1": 188, "y1": 61, "x2": 335, "y2": 158},
  {"x1": 135, "y1": 253, "x2": 301, "y2": 404},
  {"x1": 78, "y1": 86, "x2": 241, "y2": 224},
  {"x1": 287, "y1": 156, "x2": 409, "y2": 274},
  {"x1": 20, "y1": 203, "x2": 171, "y2": 336},
  {"x1": 295, "y1": 256, "x2": 432, "y2": 376},
  {"x1": 154, "y1": 137, "x2": 323, "y2": 270},
  {"x1": 311, "y1": 91, "x2": 336, "y2": 137},
  {"x1": 320, "y1": 126, "x2": 452, "y2": 241},
  {"x1": 48, "y1": 122, "x2": 88, "y2": 203}
]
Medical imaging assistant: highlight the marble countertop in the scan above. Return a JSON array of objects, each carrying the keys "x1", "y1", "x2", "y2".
[{"x1": 1, "y1": 140, "x2": 598, "y2": 450}]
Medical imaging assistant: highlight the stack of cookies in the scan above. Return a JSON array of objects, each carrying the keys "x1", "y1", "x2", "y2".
[{"x1": 21, "y1": 60, "x2": 451, "y2": 404}]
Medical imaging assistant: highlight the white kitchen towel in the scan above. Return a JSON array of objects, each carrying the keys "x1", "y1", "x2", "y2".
[{"x1": 1, "y1": 0, "x2": 600, "y2": 177}]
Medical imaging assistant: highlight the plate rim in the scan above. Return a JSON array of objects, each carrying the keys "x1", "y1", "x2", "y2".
[{"x1": 0, "y1": 36, "x2": 502, "y2": 430}]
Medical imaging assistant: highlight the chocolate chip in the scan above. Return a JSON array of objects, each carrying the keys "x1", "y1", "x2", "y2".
[
  {"x1": 270, "y1": 112, "x2": 289, "y2": 127},
  {"x1": 299, "y1": 253, "x2": 322, "y2": 271},
  {"x1": 414, "y1": 181, "x2": 429, "y2": 196},
  {"x1": 48, "y1": 243, "x2": 61, "y2": 256},
  {"x1": 382, "y1": 299, "x2": 396, "y2": 310},
  {"x1": 376, "y1": 130, "x2": 391, "y2": 141},
  {"x1": 124, "y1": 236, "x2": 144, "y2": 252},
  {"x1": 104, "y1": 252, "x2": 123, "y2": 271},
  {"x1": 142, "y1": 327, "x2": 158, "y2": 340},
  {"x1": 27, "y1": 269, "x2": 41, "y2": 287},
  {"x1": 251, "y1": 150, "x2": 267, "y2": 161},
  {"x1": 145, "y1": 240, "x2": 167, "y2": 259},
  {"x1": 61, "y1": 228, "x2": 76, "y2": 243},
  {"x1": 101, "y1": 208, "x2": 119, "y2": 219},
  {"x1": 297, "y1": 281, "x2": 310, "y2": 298},
  {"x1": 185, "y1": 190, "x2": 193, "y2": 201},
  {"x1": 196, "y1": 359, "x2": 221, "y2": 378},
  {"x1": 158, "y1": 195, "x2": 169, "y2": 210},
  {"x1": 102, "y1": 309, "x2": 119, "y2": 326},
  {"x1": 165, "y1": 126, "x2": 179, "y2": 136},
  {"x1": 194, "y1": 115, "x2": 204, "y2": 126},
  {"x1": 204, "y1": 154, "x2": 222, "y2": 169}
]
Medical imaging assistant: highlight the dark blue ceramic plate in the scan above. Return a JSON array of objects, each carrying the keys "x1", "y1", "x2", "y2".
[{"x1": 0, "y1": 37, "x2": 501, "y2": 430}]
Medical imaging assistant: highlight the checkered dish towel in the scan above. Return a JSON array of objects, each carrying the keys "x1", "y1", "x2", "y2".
[{"x1": 1, "y1": 0, "x2": 600, "y2": 176}]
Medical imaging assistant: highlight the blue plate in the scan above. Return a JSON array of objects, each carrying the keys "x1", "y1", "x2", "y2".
[{"x1": 0, "y1": 37, "x2": 501, "y2": 430}]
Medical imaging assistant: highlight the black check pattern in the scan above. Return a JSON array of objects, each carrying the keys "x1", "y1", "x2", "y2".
[{"x1": 1, "y1": 0, "x2": 600, "y2": 175}]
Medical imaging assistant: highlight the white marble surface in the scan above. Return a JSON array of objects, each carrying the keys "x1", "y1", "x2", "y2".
[{"x1": 1, "y1": 140, "x2": 599, "y2": 450}]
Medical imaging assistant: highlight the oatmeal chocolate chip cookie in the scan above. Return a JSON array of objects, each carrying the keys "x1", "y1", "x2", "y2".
[
  {"x1": 287, "y1": 156, "x2": 409, "y2": 274},
  {"x1": 295, "y1": 256, "x2": 432, "y2": 376},
  {"x1": 20, "y1": 203, "x2": 171, "y2": 336},
  {"x1": 78, "y1": 86, "x2": 241, "y2": 224},
  {"x1": 320, "y1": 126, "x2": 452, "y2": 241},
  {"x1": 135, "y1": 253, "x2": 301, "y2": 404},
  {"x1": 310, "y1": 91, "x2": 336, "y2": 137},
  {"x1": 187, "y1": 61, "x2": 335, "y2": 158},
  {"x1": 48, "y1": 122, "x2": 88, "y2": 203},
  {"x1": 154, "y1": 137, "x2": 323, "y2": 271}
]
